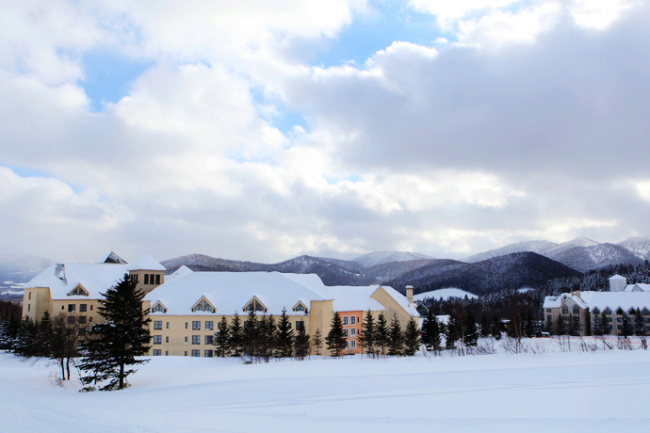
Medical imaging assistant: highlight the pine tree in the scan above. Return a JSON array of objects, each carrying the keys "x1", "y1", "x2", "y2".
[
  {"x1": 243, "y1": 309, "x2": 259, "y2": 361},
  {"x1": 592, "y1": 313, "x2": 604, "y2": 336},
  {"x1": 359, "y1": 310, "x2": 375, "y2": 357},
  {"x1": 35, "y1": 311, "x2": 53, "y2": 357},
  {"x1": 275, "y1": 308, "x2": 294, "y2": 358},
  {"x1": 420, "y1": 309, "x2": 441, "y2": 353},
  {"x1": 445, "y1": 314, "x2": 459, "y2": 349},
  {"x1": 259, "y1": 315, "x2": 276, "y2": 362},
  {"x1": 374, "y1": 313, "x2": 388, "y2": 356},
  {"x1": 523, "y1": 310, "x2": 535, "y2": 338},
  {"x1": 601, "y1": 312, "x2": 612, "y2": 335},
  {"x1": 325, "y1": 312, "x2": 346, "y2": 356},
  {"x1": 14, "y1": 316, "x2": 38, "y2": 357},
  {"x1": 620, "y1": 310, "x2": 633, "y2": 337},
  {"x1": 463, "y1": 311, "x2": 478, "y2": 347},
  {"x1": 294, "y1": 327, "x2": 310, "y2": 360},
  {"x1": 569, "y1": 315, "x2": 581, "y2": 336},
  {"x1": 387, "y1": 314, "x2": 403, "y2": 356},
  {"x1": 491, "y1": 316, "x2": 503, "y2": 340},
  {"x1": 633, "y1": 308, "x2": 646, "y2": 336},
  {"x1": 78, "y1": 274, "x2": 151, "y2": 391},
  {"x1": 403, "y1": 317, "x2": 420, "y2": 356},
  {"x1": 312, "y1": 328, "x2": 323, "y2": 356},
  {"x1": 479, "y1": 313, "x2": 490, "y2": 338},
  {"x1": 229, "y1": 313, "x2": 244, "y2": 357},
  {"x1": 214, "y1": 316, "x2": 230, "y2": 357},
  {"x1": 555, "y1": 314, "x2": 566, "y2": 336}
]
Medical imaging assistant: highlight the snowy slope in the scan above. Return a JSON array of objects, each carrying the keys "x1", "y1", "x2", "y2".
[
  {"x1": 2, "y1": 349, "x2": 650, "y2": 433},
  {"x1": 465, "y1": 240, "x2": 557, "y2": 263},
  {"x1": 413, "y1": 288, "x2": 478, "y2": 301},
  {"x1": 618, "y1": 235, "x2": 650, "y2": 261}
]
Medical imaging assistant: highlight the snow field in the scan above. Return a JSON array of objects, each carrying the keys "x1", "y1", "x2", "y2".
[{"x1": 1, "y1": 346, "x2": 650, "y2": 433}]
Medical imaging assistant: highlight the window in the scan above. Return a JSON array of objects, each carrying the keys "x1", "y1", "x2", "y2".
[
  {"x1": 573, "y1": 305, "x2": 579, "y2": 315},
  {"x1": 296, "y1": 321, "x2": 304, "y2": 331},
  {"x1": 78, "y1": 316, "x2": 86, "y2": 324},
  {"x1": 27, "y1": 304, "x2": 30, "y2": 312},
  {"x1": 192, "y1": 350, "x2": 200, "y2": 357},
  {"x1": 150, "y1": 274, "x2": 154, "y2": 284},
  {"x1": 90, "y1": 305, "x2": 93, "y2": 311},
  {"x1": 67, "y1": 285, "x2": 88, "y2": 296},
  {"x1": 561, "y1": 305, "x2": 568, "y2": 314},
  {"x1": 79, "y1": 304, "x2": 87, "y2": 312},
  {"x1": 546, "y1": 308, "x2": 552, "y2": 313},
  {"x1": 184, "y1": 337, "x2": 188, "y2": 343},
  {"x1": 166, "y1": 336, "x2": 169, "y2": 343},
  {"x1": 184, "y1": 351, "x2": 187, "y2": 356},
  {"x1": 192, "y1": 335, "x2": 201, "y2": 345},
  {"x1": 592, "y1": 307, "x2": 600, "y2": 315},
  {"x1": 153, "y1": 335, "x2": 162, "y2": 345},
  {"x1": 547, "y1": 315, "x2": 552, "y2": 322},
  {"x1": 205, "y1": 335, "x2": 213, "y2": 345},
  {"x1": 351, "y1": 328, "x2": 356, "y2": 336},
  {"x1": 89, "y1": 317, "x2": 92, "y2": 323},
  {"x1": 342, "y1": 328, "x2": 348, "y2": 337},
  {"x1": 166, "y1": 322, "x2": 169, "y2": 329},
  {"x1": 351, "y1": 340, "x2": 356, "y2": 349},
  {"x1": 351, "y1": 316, "x2": 356, "y2": 325},
  {"x1": 152, "y1": 302, "x2": 166, "y2": 313},
  {"x1": 28, "y1": 292, "x2": 31, "y2": 300},
  {"x1": 154, "y1": 321, "x2": 163, "y2": 330},
  {"x1": 295, "y1": 304, "x2": 304, "y2": 312},
  {"x1": 165, "y1": 351, "x2": 169, "y2": 356},
  {"x1": 205, "y1": 350, "x2": 213, "y2": 358},
  {"x1": 130, "y1": 274, "x2": 139, "y2": 284},
  {"x1": 192, "y1": 321, "x2": 201, "y2": 330},
  {"x1": 192, "y1": 299, "x2": 215, "y2": 313},
  {"x1": 205, "y1": 321, "x2": 214, "y2": 330},
  {"x1": 342, "y1": 316, "x2": 348, "y2": 325},
  {"x1": 156, "y1": 274, "x2": 160, "y2": 285},
  {"x1": 293, "y1": 302, "x2": 307, "y2": 313},
  {"x1": 67, "y1": 316, "x2": 75, "y2": 324},
  {"x1": 185, "y1": 322, "x2": 188, "y2": 329},
  {"x1": 68, "y1": 304, "x2": 76, "y2": 313},
  {"x1": 245, "y1": 299, "x2": 266, "y2": 312},
  {"x1": 144, "y1": 274, "x2": 149, "y2": 285},
  {"x1": 153, "y1": 350, "x2": 161, "y2": 356}
]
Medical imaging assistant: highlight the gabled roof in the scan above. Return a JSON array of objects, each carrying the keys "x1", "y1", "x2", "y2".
[
  {"x1": 126, "y1": 255, "x2": 166, "y2": 272},
  {"x1": 168, "y1": 265, "x2": 194, "y2": 280},
  {"x1": 544, "y1": 291, "x2": 650, "y2": 312},
  {"x1": 96, "y1": 251, "x2": 127, "y2": 264},
  {"x1": 26, "y1": 263, "x2": 129, "y2": 299}
]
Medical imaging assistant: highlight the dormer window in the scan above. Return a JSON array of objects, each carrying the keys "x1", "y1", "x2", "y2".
[
  {"x1": 592, "y1": 307, "x2": 600, "y2": 315},
  {"x1": 292, "y1": 302, "x2": 308, "y2": 313},
  {"x1": 67, "y1": 284, "x2": 89, "y2": 297},
  {"x1": 152, "y1": 301, "x2": 167, "y2": 313},
  {"x1": 192, "y1": 298, "x2": 215, "y2": 313},
  {"x1": 603, "y1": 307, "x2": 612, "y2": 315},
  {"x1": 561, "y1": 305, "x2": 568, "y2": 314},
  {"x1": 244, "y1": 297, "x2": 267, "y2": 313},
  {"x1": 642, "y1": 308, "x2": 650, "y2": 315},
  {"x1": 573, "y1": 305, "x2": 579, "y2": 315}
]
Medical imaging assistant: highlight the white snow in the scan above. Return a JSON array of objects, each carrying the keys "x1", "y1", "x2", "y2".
[
  {"x1": 414, "y1": 288, "x2": 478, "y2": 301},
  {"x1": 2, "y1": 345, "x2": 650, "y2": 432},
  {"x1": 127, "y1": 254, "x2": 166, "y2": 272},
  {"x1": 544, "y1": 291, "x2": 650, "y2": 312}
]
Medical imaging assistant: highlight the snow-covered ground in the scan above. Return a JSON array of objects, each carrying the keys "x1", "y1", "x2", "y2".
[
  {"x1": 414, "y1": 287, "x2": 478, "y2": 301},
  {"x1": 1, "y1": 344, "x2": 650, "y2": 433}
]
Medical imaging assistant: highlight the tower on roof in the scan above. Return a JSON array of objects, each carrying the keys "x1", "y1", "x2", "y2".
[
  {"x1": 609, "y1": 274, "x2": 627, "y2": 292},
  {"x1": 97, "y1": 251, "x2": 127, "y2": 264}
]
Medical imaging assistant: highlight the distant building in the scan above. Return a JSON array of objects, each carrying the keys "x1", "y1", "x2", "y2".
[{"x1": 542, "y1": 275, "x2": 650, "y2": 336}]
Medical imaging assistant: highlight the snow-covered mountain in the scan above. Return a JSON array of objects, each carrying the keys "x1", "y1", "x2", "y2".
[
  {"x1": 465, "y1": 240, "x2": 557, "y2": 263},
  {"x1": 618, "y1": 235, "x2": 650, "y2": 261},
  {"x1": 352, "y1": 251, "x2": 434, "y2": 268},
  {"x1": 0, "y1": 253, "x2": 53, "y2": 283}
]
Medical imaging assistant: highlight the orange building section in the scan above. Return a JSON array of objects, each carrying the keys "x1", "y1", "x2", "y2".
[{"x1": 339, "y1": 310, "x2": 363, "y2": 355}]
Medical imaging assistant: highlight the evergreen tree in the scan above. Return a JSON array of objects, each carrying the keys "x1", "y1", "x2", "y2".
[
  {"x1": 463, "y1": 311, "x2": 478, "y2": 347},
  {"x1": 325, "y1": 312, "x2": 346, "y2": 356},
  {"x1": 445, "y1": 314, "x2": 459, "y2": 349},
  {"x1": 555, "y1": 314, "x2": 566, "y2": 336},
  {"x1": 359, "y1": 310, "x2": 375, "y2": 357},
  {"x1": 620, "y1": 310, "x2": 633, "y2": 337},
  {"x1": 78, "y1": 274, "x2": 151, "y2": 391},
  {"x1": 243, "y1": 309, "x2": 259, "y2": 361},
  {"x1": 479, "y1": 313, "x2": 491, "y2": 338},
  {"x1": 275, "y1": 308, "x2": 294, "y2": 358},
  {"x1": 523, "y1": 310, "x2": 535, "y2": 338},
  {"x1": 545, "y1": 315, "x2": 554, "y2": 335},
  {"x1": 229, "y1": 312, "x2": 244, "y2": 357},
  {"x1": 35, "y1": 311, "x2": 53, "y2": 358},
  {"x1": 259, "y1": 315, "x2": 276, "y2": 362},
  {"x1": 633, "y1": 308, "x2": 646, "y2": 336},
  {"x1": 387, "y1": 314, "x2": 403, "y2": 356},
  {"x1": 312, "y1": 328, "x2": 323, "y2": 356},
  {"x1": 420, "y1": 310, "x2": 441, "y2": 353},
  {"x1": 14, "y1": 316, "x2": 38, "y2": 357},
  {"x1": 0, "y1": 314, "x2": 20, "y2": 350},
  {"x1": 601, "y1": 312, "x2": 612, "y2": 335},
  {"x1": 374, "y1": 313, "x2": 389, "y2": 355},
  {"x1": 491, "y1": 316, "x2": 503, "y2": 340},
  {"x1": 569, "y1": 315, "x2": 581, "y2": 336},
  {"x1": 403, "y1": 317, "x2": 420, "y2": 356},
  {"x1": 592, "y1": 313, "x2": 604, "y2": 336},
  {"x1": 214, "y1": 316, "x2": 230, "y2": 357},
  {"x1": 294, "y1": 327, "x2": 310, "y2": 360}
]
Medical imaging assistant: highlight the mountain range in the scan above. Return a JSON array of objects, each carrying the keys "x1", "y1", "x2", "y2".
[{"x1": 3, "y1": 235, "x2": 650, "y2": 300}]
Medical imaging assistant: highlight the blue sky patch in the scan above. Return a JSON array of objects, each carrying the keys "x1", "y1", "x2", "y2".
[{"x1": 79, "y1": 50, "x2": 153, "y2": 112}]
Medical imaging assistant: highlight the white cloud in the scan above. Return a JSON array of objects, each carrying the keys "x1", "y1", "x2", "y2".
[{"x1": 409, "y1": 0, "x2": 521, "y2": 28}]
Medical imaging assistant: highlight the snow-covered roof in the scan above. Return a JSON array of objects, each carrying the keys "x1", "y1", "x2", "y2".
[
  {"x1": 168, "y1": 265, "x2": 194, "y2": 280},
  {"x1": 317, "y1": 285, "x2": 385, "y2": 312},
  {"x1": 127, "y1": 254, "x2": 166, "y2": 271},
  {"x1": 609, "y1": 274, "x2": 627, "y2": 281},
  {"x1": 624, "y1": 283, "x2": 650, "y2": 292},
  {"x1": 379, "y1": 285, "x2": 420, "y2": 316},
  {"x1": 25, "y1": 263, "x2": 129, "y2": 299},
  {"x1": 413, "y1": 288, "x2": 478, "y2": 302},
  {"x1": 145, "y1": 271, "x2": 330, "y2": 316},
  {"x1": 543, "y1": 291, "x2": 650, "y2": 312}
]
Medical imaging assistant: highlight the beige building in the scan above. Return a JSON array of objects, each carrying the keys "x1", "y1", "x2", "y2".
[
  {"x1": 543, "y1": 275, "x2": 650, "y2": 336},
  {"x1": 21, "y1": 252, "x2": 165, "y2": 335},
  {"x1": 144, "y1": 268, "x2": 420, "y2": 357}
]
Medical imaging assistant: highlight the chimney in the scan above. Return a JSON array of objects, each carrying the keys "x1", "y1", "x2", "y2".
[{"x1": 405, "y1": 285, "x2": 414, "y2": 304}]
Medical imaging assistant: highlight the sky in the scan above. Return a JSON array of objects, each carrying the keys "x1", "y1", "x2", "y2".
[{"x1": 1, "y1": 0, "x2": 650, "y2": 264}]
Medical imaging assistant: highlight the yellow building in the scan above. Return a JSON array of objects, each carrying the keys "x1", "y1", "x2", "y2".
[
  {"x1": 144, "y1": 268, "x2": 420, "y2": 357},
  {"x1": 21, "y1": 252, "x2": 166, "y2": 335}
]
